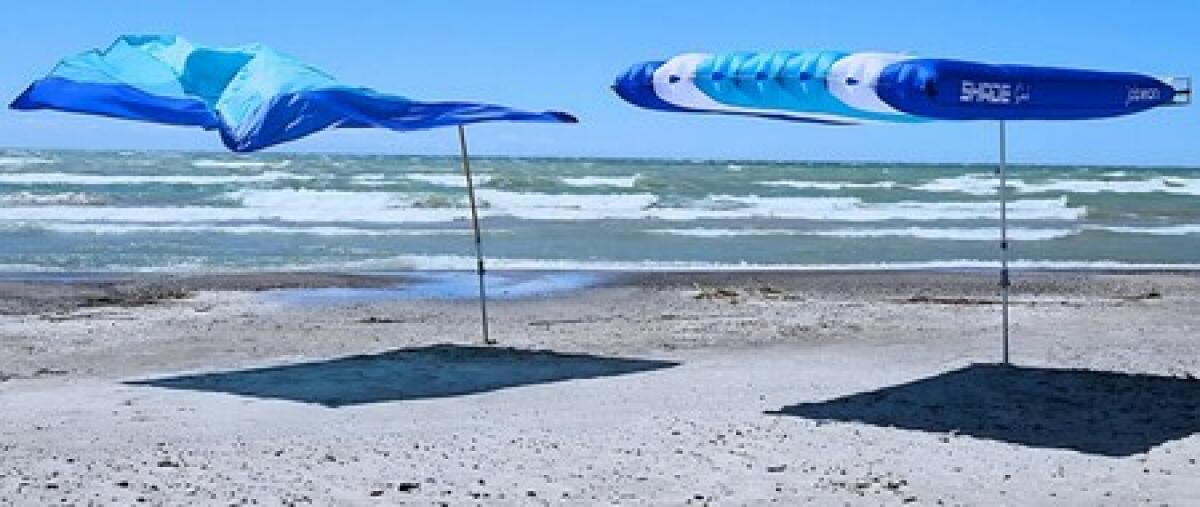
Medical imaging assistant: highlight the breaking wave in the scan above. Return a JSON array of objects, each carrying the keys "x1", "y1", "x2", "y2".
[
  {"x1": 0, "y1": 192, "x2": 109, "y2": 205},
  {"x1": 649, "y1": 227, "x2": 1079, "y2": 241},
  {"x1": 915, "y1": 174, "x2": 1200, "y2": 196},
  {"x1": 0, "y1": 171, "x2": 311, "y2": 185},
  {"x1": 0, "y1": 189, "x2": 1086, "y2": 224},
  {"x1": 191, "y1": 159, "x2": 291, "y2": 170}
]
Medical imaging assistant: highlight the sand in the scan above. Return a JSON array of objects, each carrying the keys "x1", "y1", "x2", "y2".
[{"x1": 1, "y1": 270, "x2": 1199, "y2": 505}]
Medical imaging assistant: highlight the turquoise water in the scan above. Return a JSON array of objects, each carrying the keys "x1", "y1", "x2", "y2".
[
  {"x1": 267, "y1": 272, "x2": 604, "y2": 305},
  {"x1": 0, "y1": 149, "x2": 1197, "y2": 271}
]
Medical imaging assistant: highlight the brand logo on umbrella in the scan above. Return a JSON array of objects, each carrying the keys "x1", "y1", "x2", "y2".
[
  {"x1": 1013, "y1": 83, "x2": 1032, "y2": 104},
  {"x1": 960, "y1": 80, "x2": 1017, "y2": 105},
  {"x1": 1127, "y1": 86, "x2": 1161, "y2": 105}
]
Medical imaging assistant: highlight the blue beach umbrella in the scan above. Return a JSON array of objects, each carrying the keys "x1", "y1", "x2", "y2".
[
  {"x1": 11, "y1": 34, "x2": 579, "y2": 344},
  {"x1": 615, "y1": 50, "x2": 1191, "y2": 362}
]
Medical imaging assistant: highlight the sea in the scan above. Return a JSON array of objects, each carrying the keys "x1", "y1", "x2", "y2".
[{"x1": 0, "y1": 148, "x2": 1197, "y2": 273}]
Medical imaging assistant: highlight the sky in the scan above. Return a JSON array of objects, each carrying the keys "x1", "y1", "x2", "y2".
[{"x1": 0, "y1": 1, "x2": 1197, "y2": 165}]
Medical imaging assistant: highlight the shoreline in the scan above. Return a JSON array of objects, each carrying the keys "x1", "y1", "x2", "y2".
[
  {"x1": 0, "y1": 268, "x2": 1194, "y2": 316},
  {"x1": 5, "y1": 260, "x2": 1200, "y2": 276}
]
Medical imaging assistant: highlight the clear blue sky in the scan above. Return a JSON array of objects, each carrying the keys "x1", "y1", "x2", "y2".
[{"x1": 1, "y1": 1, "x2": 1196, "y2": 165}]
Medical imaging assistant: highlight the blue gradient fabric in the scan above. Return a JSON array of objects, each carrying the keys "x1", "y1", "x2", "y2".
[
  {"x1": 614, "y1": 51, "x2": 1182, "y2": 124},
  {"x1": 11, "y1": 35, "x2": 576, "y2": 152}
]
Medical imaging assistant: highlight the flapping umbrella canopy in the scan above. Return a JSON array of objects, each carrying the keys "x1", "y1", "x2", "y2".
[
  {"x1": 11, "y1": 35, "x2": 576, "y2": 151},
  {"x1": 614, "y1": 51, "x2": 1185, "y2": 124},
  {"x1": 10, "y1": 34, "x2": 578, "y2": 345}
]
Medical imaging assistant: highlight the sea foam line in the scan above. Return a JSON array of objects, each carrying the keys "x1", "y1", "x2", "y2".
[
  {"x1": 915, "y1": 174, "x2": 1200, "y2": 196},
  {"x1": 0, "y1": 171, "x2": 311, "y2": 185},
  {"x1": 758, "y1": 180, "x2": 897, "y2": 190},
  {"x1": 0, "y1": 156, "x2": 56, "y2": 167},
  {"x1": 561, "y1": 175, "x2": 641, "y2": 188},
  {"x1": 648, "y1": 227, "x2": 1079, "y2": 241},
  {"x1": 20, "y1": 223, "x2": 487, "y2": 236},
  {"x1": 404, "y1": 173, "x2": 492, "y2": 187},
  {"x1": 0, "y1": 189, "x2": 1086, "y2": 224},
  {"x1": 191, "y1": 159, "x2": 291, "y2": 170},
  {"x1": 0, "y1": 192, "x2": 109, "y2": 205},
  {"x1": 1089, "y1": 224, "x2": 1200, "y2": 236}
]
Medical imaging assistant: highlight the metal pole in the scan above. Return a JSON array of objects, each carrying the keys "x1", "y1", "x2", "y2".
[
  {"x1": 457, "y1": 124, "x2": 493, "y2": 345},
  {"x1": 998, "y1": 120, "x2": 1010, "y2": 364}
]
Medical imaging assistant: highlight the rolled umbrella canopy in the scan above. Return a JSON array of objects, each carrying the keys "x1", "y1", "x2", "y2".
[
  {"x1": 614, "y1": 51, "x2": 1188, "y2": 124},
  {"x1": 11, "y1": 34, "x2": 580, "y2": 344},
  {"x1": 615, "y1": 50, "x2": 1190, "y2": 363}
]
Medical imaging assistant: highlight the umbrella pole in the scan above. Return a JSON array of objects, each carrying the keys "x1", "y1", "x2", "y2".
[
  {"x1": 457, "y1": 124, "x2": 494, "y2": 345},
  {"x1": 998, "y1": 120, "x2": 1010, "y2": 364}
]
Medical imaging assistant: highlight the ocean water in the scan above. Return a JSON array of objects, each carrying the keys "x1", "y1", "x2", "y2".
[{"x1": 0, "y1": 149, "x2": 1197, "y2": 272}]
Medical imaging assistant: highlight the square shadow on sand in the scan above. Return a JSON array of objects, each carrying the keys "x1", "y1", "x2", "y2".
[
  {"x1": 127, "y1": 344, "x2": 678, "y2": 407},
  {"x1": 768, "y1": 364, "x2": 1200, "y2": 457}
]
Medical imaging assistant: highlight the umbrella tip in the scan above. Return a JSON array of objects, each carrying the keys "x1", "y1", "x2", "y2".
[{"x1": 549, "y1": 111, "x2": 579, "y2": 123}]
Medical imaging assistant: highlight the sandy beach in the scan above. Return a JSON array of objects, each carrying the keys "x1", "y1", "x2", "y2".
[{"x1": 1, "y1": 270, "x2": 1199, "y2": 505}]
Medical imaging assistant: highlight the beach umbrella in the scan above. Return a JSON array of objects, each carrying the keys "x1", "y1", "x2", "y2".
[
  {"x1": 11, "y1": 34, "x2": 578, "y2": 344},
  {"x1": 614, "y1": 50, "x2": 1190, "y2": 363}
]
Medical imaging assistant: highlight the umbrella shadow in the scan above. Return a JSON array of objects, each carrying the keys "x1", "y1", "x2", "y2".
[
  {"x1": 768, "y1": 364, "x2": 1200, "y2": 457},
  {"x1": 127, "y1": 344, "x2": 678, "y2": 407}
]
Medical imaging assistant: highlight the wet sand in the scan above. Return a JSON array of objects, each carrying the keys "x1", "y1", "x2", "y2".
[{"x1": 1, "y1": 270, "x2": 1199, "y2": 504}]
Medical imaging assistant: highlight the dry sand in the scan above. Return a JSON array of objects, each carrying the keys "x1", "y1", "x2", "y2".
[{"x1": 1, "y1": 270, "x2": 1199, "y2": 505}]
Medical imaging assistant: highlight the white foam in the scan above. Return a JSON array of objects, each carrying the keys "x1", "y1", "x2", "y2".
[
  {"x1": 561, "y1": 175, "x2": 640, "y2": 188},
  {"x1": 685, "y1": 195, "x2": 1084, "y2": 221},
  {"x1": 1091, "y1": 224, "x2": 1200, "y2": 236},
  {"x1": 0, "y1": 190, "x2": 436, "y2": 224},
  {"x1": 1020, "y1": 178, "x2": 1200, "y2": 195},
  {"x1": 647, "y1": 228, "x2": 804, "y2": 238},
  {"x1": 34, "y1": 223, "x2": 481, "y2": 236},
  {"x1": 405, "y1": 173, "x2": 492, "y2": 187},
  {"x1": 0, "y1": 156, "x2": 55, "y2": 167},
  {"x1": 477, "y1": 193, "x2": 1082, "y2": 222},
  {"x1": 759, "y1": 180, "x2": 897, "y2": 190},
  {"x1": 916, "y1": 174, "x2": 1200, "y2": 196},
  {"x1": 0, "y1": 263, "x2": 59, "y2": 272},
  {"x1": 807, "y1": 227, "x2": 1077, "y2": 241},
  {"x1": 474, "y1": 189, "x2": 658, "y2": 220},
  {"x1": 350, "y1": 174, "x2": 388, "y2": 186},
  {"x1": 0, "y1": 171, "x2": 311, "y2": 185},
  {"x1": 0, "y1": 189, "x2": 1085, "y2": 225},
  {"x1": 912, "y1": 174, "x2": 1000, "y2": 195},
  {"x1": 234, "y1": 189, "x2": 464, "y2": 223},
  {"x1": 190, "y1": 159, "x2": 291, "y2": 170},
  {"x1": 0, "y1": 192, "x2": 108, "y2": 206},
  {"x1": 648, "y1": 227, "x2": 1078, "y2": 241}
]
